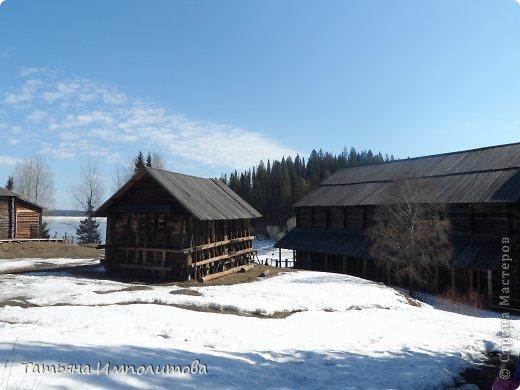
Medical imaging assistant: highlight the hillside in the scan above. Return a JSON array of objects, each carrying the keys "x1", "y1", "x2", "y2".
[{"x1": 0, "y1": 248, "x2": 517, "y2": 389}]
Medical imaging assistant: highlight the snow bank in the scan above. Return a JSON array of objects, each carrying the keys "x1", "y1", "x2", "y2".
[{"x1": 0, "y1": 260, "x2": 518, "y2": 389}]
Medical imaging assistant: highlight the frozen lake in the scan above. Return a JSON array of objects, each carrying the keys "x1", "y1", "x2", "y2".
[{"x1": 43, "y1": 216, "x2": 107, "y2": 243}]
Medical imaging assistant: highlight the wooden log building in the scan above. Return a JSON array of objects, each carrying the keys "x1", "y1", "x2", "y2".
[
  {"x1": 0, "y1": 188, "x2": 43, "y2": 239},
  {"x1": 96, "y1": 168, "x2": 261, "y2": 280},
  {"x1": 276, "y1": 142, "x2": 520, "y2": 309}
]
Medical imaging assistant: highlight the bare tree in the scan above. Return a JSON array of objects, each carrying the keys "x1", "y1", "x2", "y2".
[
  {"x1": 72, "y1": 161, "x2": 105, "y2": 212},
  {"x1": 367, "y1": 167, "x2": 453, "y2": 296},
  {"x1": 151, "y1": 152, "x2": 166, "y2": 170},
  {"x1": 112, "y1": 163, "x2": 133, "y2": 192},
  {"x1": 13, "y1": 156, "x2": 55, "y2": 209}
]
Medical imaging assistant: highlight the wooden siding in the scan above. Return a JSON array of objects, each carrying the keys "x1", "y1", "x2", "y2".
[
  {"x1": 0, "y1": 198, "x2": 10, "y2": 239},
  {"x1": 105, "y1": 211, "x2": 254, "y2": 280},
  {"x1": 15, "y1": 205, "x2": 40, "y2": 239},
  {"x1": 115, "y1": 175, "x2": 188, "y2": 214}
]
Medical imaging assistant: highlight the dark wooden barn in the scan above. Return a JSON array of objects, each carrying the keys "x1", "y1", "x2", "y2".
[
  {"x1": 276, "y1": 142, "x2": 520, "y2": 309},
  {"x1": 96, "y1": 168, "x2": 261, "y2": 280},
  {"x1": 0, "y1": 188, "x2": 44, "y2": 240}
]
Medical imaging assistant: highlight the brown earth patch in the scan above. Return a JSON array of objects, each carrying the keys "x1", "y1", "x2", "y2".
[
  {"x1": 0, "y1": 241, "x2": 102, "y2": 260},
  {"x1": 170, "y1": 303, "x2": 300, "y2": 319},
  {"x1": 172, "y1": 264, "x2": 297, "y2": 288}
]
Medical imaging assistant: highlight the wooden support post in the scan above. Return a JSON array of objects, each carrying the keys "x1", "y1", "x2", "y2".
[
  {"x1": 469, "y1": 270, "x2": 474, "y2": 291},
  {"x1": 451, "y1": 267, "x2": 456, "y2": 290},
  {"x1": 487, "y1": 270, "x2": 493, "y2": 307},
  {"x1": 342, "y1": 256, "x2": 346, "y2": 274},
  {"x1": 324, "y1": 254, "x2": 328, "y2": 272},
  {"x1": 363, "y1": 258, "x2": 367, "y2": 277},
  {"x1": 279, "y1": 247, "x2": 282, "y2": 267}
]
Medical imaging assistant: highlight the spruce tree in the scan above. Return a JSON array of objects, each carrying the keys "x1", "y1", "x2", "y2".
[
  {"x1": 5, "y1": 176, "x2": 14, "y2": 191},
  {"x1": 40, "y1": 221, "x2": 51, "y2": 239},
  {"x1": 146, "y1": 152, "x2": 152, "y2": 168},
  {"x1": 76, "y1": 199, "x2": 101, "y2": 244},
  {"x1": 134, "y1": 151, "x2": 146, "y2": 174}
]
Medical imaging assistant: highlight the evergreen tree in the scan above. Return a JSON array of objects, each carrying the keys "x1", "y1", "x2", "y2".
[
  {"x1": 134, "y1": 151, "x2": 146, "y2": 173},
  {"x1": 76, "y1": 199, "x2": 101, "y2": 244},
  {"x1": 225, "y1": 146, "x2": 394, "y2": 226},
  {"x1": 5, "y1": 176, "x2": 14, "y2": 191},
  {"x1": 146, "y1": 152, "x2": 152, "y2": 168},
  {"x1": 40, "y1": 221, "x2": 50, "y2": 239}
]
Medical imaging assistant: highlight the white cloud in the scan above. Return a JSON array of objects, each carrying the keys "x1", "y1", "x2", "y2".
[
  {"x1": 3, "y1": 79, "x2": 43, "y2": 105},
  {"x1": 20, "y1": 67, "x2": 50, "y2": 77},
  {"x1": 0, "y1": 155, "x2": 21, "y2": 166},
  {"x1": 1, "y1": 70, "x2": 301, "y2": 172},
  {"x1": 516, "y1": 0, "x2": 520, "y2": 5},
  {"x1": 27, "y1": 110, "x2": 49, "y2": 123}
]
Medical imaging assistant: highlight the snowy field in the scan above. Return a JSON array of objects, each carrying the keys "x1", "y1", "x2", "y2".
[{"x1": 0, "y1": 242, "x2": 518, "y2": 389}]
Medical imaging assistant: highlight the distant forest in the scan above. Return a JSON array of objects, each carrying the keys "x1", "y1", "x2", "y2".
[{"x1": 223, "y1": 147, "x2": 395, "y2": 226}]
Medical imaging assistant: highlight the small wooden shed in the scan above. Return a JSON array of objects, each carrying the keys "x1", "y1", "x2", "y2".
[
  {"x1": 0, "y1": 188, "x2": 43, "y2": 239},
  {"x1": 96, "y1": 168, "x2": 262, "y2": 280}
]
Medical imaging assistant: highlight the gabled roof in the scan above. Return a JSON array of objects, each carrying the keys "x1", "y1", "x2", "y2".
[
  {"x1": 96, "y1": 168, "x2": 261, "y2": 220},
  {"x1": 0, "y1": 187, "x2": 18, "y2": 197},
  {"x1": 296, "y1": 142, "x2": 520, "y2": 207},
  {"x1": 0, "y1": 187, "x2": 44, "y2": 210}
]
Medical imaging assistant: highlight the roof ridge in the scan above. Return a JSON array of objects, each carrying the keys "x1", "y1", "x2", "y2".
[
  {"x1": 145, "y1": 167, "x2": 213, "y2": 181},
  {"x1": 319, "y1": 166, "x2": 520, "y2": 187},
  {"x1": 332, "y1": 141, "x2": 520, "y2": 172}
]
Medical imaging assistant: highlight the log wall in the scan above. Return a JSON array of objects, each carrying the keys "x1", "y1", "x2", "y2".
[
  {"x1": 15, "y1": 205, "x2": 41, "y2": 239},
  {"x1": 105, "y1": 211, "x2": 255, "y2": 281},
  {"x1": 294, "y1": 202, "x2": 520, "y2": 309},
  {"x1": 0, "y1": 198, "x2": 10, "y2": 239}
]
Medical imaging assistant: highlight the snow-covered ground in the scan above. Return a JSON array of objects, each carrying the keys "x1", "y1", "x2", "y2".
[
  {"x1": 0, "y1": 257, "x2": 99, "y2": 273},
  {"x1": 0, "y1": 242, "x2": 518, "y2": 389}
]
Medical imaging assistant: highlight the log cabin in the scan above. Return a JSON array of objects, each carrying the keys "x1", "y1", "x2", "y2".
[
  {"x1": 96, "y1": 168, "x2": 261, "y2": 280},
  {"x1": 275, "y1": 142, "x2": 520, "y2": 309},
  {"x1": 0, "y1": 188, "x2": 44, "y2": 239}
]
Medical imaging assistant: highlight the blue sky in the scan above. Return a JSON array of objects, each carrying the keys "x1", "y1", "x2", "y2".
[{"x1": 0, "y1": 0, "x2": 519, "y2": 209}]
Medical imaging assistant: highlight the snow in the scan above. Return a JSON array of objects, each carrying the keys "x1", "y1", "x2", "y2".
[
  {"x1": 0, "y1": 241, "x2": 518, "y2": 389},
  {"x1": 0, "y1": 257, "x2": 99, "y2": 273}
]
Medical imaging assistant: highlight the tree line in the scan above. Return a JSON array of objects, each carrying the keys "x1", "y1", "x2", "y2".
[
  {"x1": 222, "y1": 147, "x2": 395, "y2": 226},
  {"x1": 3, "y1": 147, "x2": 393, "y2": 241}
]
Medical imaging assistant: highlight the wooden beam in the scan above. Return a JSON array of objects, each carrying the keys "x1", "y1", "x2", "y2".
[
  {"x1": 182, "y1": 236, "x2": 256, "y2": 254},
  {"x1": 200, "y1": 264, "x2": 254, "y2": 283},
  {"x1": 487, "y1": 270, "x2": 493, "y2": 307},
  {"x1": 189, "y1": 248, "x2": 255, "y2": 268},
  {"x1": 113, "y1": 263, "x2": 173, "y2": 271},
  {"x1": 108, "y1": 245, "x2": 185, "y2": 254},
  {"x1": 0, "y1": 238, "x2": 65, "y2": 244}
]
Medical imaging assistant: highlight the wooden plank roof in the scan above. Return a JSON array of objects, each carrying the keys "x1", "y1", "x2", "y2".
[
  {"x1": 276, "y1": 228, "x2": 502, "y2": 270},
  {"x1": 96, "y1": 168, "x2": 261, "y2": 221},
  {"x1": 0, "y1": 187, "x2": 44, "y2": 210},
  {"x1": 296, "y1": 142, "x2": 520, "y2": 207},
  {"x1": 275, "y1": 227, "x2": 370, "y2": 258},
  {"x1": 0, "y1": 188, "x2": 18, "y2": 197}
]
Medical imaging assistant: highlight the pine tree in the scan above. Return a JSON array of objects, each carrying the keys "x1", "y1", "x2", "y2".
[
  {"x1": 76, "y1": 199, "x2": 101, "y2": 244},
  {"x1": 134, "y1": 151, "x2": 146, "y2": 174},
  {"x1": 146, "y1": 152, "x2": 152, "y2": 168},
  {"x1": 5, "y1": 176, "x2": 14, "y2": 191}
]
